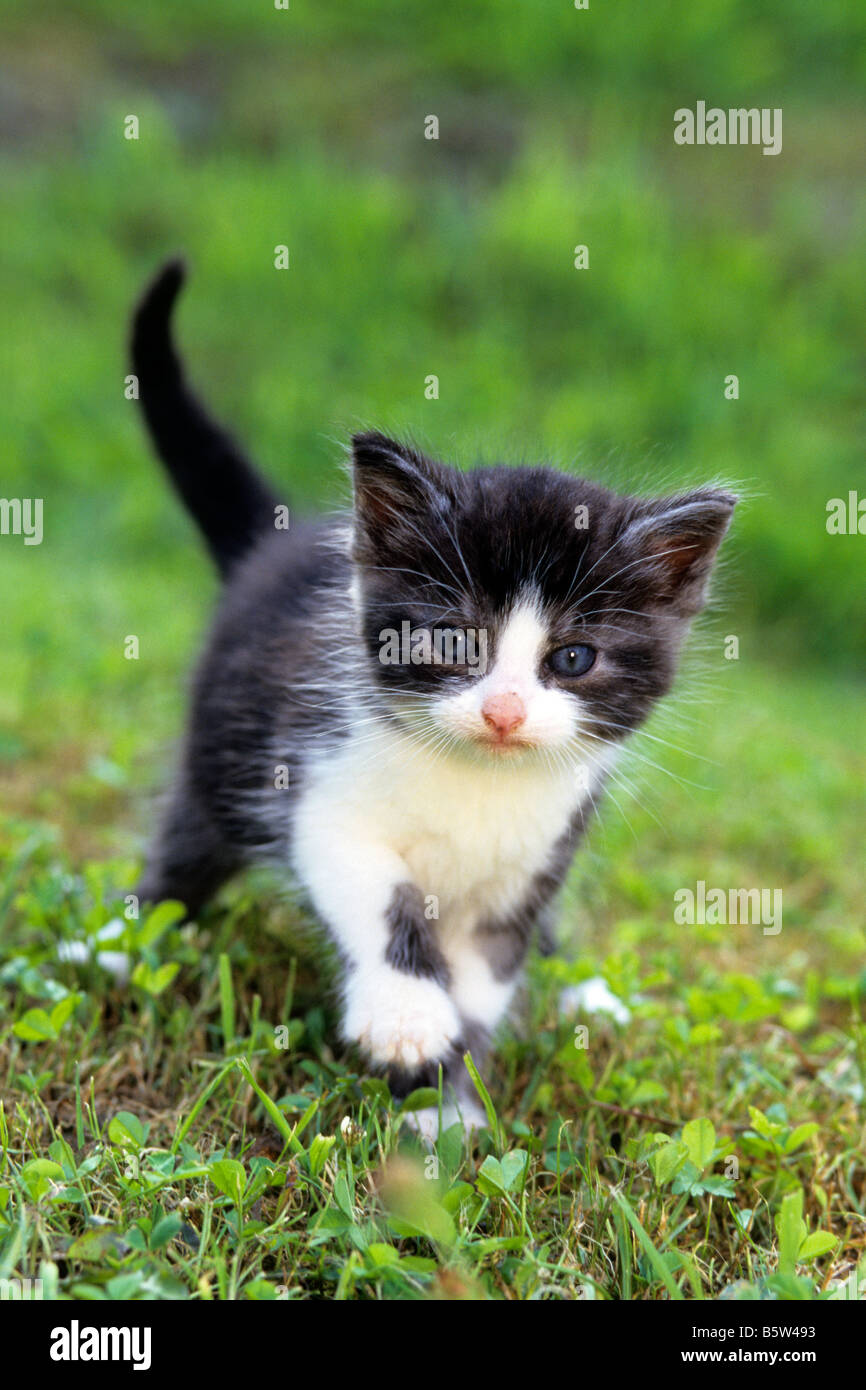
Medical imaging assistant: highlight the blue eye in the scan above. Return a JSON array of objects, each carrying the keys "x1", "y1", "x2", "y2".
[{"x1": 548, "y1": 644, "x2": 596, "y2": 677}]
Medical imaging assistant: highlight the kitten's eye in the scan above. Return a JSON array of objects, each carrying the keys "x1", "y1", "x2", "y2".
[{"x1": 547, "y1": 644, "x2": 596, "y2": 678}]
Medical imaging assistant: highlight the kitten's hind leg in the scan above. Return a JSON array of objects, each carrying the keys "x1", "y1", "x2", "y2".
[{"x1": 137, "y1": 780, "x2": 239, "y2": 919}]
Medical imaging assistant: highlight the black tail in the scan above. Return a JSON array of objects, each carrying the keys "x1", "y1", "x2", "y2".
[{"x1": 131, "y1": 259, "x2": 278, "y2": 577}]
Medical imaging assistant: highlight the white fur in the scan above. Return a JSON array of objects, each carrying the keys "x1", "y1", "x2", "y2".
[
  {"x1": 292, "y1": 595, "x2": 612, "y2": 1091},
  {"x1": 406, "y1": 1095, "x2": 487, "y2": 1142},
  {"x1": 428, "y1": 596, "x2": 581, "y2": 752},
  {"x1": 343, "y1": 970, "x2": 461, "y2": 1069}
]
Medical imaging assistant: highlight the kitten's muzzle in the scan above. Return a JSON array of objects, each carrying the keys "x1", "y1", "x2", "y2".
[{"x1": 481, "y1": 692, "x2": 527, "y2": 741}]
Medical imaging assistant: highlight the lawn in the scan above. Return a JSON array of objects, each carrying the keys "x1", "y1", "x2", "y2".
[
  {"x1": 2, "y1": 658, "x2": 864, "y2": 1299},
  {"x1": 1, "y1": 0, "x2": 864, "y2": 1301}
]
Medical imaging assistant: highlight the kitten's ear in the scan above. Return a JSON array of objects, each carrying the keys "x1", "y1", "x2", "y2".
[
  {"x1": 621, "y1": 488, "x2": 738, "y2": 614},
  {"x1": 351, "y1": 431, "x2": 448, "y2": 550}
]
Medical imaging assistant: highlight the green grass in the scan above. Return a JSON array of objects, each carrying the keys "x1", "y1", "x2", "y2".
[
  {"x1": 1, "y1": 0, "x2": 865, "y2": 1300},
  {"x1": 2, "y1": 661, "x2": 864, "y2": 1299}
]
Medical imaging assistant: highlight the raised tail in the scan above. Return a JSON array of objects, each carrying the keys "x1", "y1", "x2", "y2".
[{"x1": 130, "y1": 259, "x2": 278, "y2": 577}]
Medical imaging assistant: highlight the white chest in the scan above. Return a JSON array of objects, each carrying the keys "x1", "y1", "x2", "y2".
[{"x1": 295, "y1": 722, "x2": 599, "y2": 933}]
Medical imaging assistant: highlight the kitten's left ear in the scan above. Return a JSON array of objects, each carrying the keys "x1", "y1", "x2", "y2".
[{"x1": 621, "y1": 488, "x2": 738, "y2": 615}]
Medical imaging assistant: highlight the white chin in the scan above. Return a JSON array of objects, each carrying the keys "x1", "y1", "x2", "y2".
[
  {"x1": 482, "y1": 738, "x2": 536, "y2": 754},
  {"x1": 460, "y1": 732, "x2": 542, "y2": 759}
]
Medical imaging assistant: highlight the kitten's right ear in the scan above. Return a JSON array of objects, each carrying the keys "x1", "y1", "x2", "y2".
[{"x1": 351, "y1": 432, "x2": 447, "y2": 548}]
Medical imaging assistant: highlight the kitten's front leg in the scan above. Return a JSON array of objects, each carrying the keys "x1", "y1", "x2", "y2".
[{"x1": 293, "y1": 829, "x2": 460, "y2": 1091}]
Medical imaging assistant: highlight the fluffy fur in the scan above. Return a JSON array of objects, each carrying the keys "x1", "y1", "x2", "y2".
[{"x1": 131, "y1": 260, "x2": 737, "y2": 1129}]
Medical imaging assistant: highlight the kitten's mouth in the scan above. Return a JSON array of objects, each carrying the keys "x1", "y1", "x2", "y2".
[
  {"x1": 474, "y1": 732, "x2": 538, "y2": 756},
  {"x1": 396, "y1": 705, "x2": 541, "y2": 758}
]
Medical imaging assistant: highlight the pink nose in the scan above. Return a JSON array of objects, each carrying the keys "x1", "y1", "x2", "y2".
[{"x1": 481, "y1": 692, "x2": 527, "y2": 738}]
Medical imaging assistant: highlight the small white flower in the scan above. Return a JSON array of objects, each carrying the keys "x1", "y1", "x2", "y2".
[
  {"x1": 340, "y1": 1115, "x2": 363, "y2": 1145},
  {"x1": 559, "y1": 977, "x2": 632, "y2": 1025}
]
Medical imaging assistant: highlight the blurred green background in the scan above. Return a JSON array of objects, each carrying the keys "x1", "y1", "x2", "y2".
[
  {"x1": 3, "y1": 9, "x2": 865, "y2": 1302},
  {"x1": 0, "y1": 0, "x2": 863, "y2": 863}
]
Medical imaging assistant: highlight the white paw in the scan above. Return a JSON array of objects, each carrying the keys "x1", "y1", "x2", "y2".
[
  {"x1": 559, "y1": 976, "x2": 632, "y2": 1024},
  {"x1": 405, "y1": 1096, "x2": 487, "y2": 1141},
  {"x1": 344, "y1": 971, "x2": 461, "y2": 1070}
]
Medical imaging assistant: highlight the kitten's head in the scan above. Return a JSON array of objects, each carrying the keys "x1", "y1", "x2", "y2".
[{"x1": 350, "y1": 432, "x2": 736, "y2": 765}]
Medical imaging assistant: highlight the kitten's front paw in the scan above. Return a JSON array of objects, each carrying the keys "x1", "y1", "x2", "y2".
[
  {"x1": 405, "y1": 1097, "x2": 487, "y2": 1142},
  {"x1": 344, "y1": 971, "x2": 461, "y2": 1072}
]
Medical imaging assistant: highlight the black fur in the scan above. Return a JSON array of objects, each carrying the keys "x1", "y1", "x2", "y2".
[
  {"x1": 131, "y1": 260, "x2": 279, "y2": 577},
  {"x1": 131, "y1": 260, "x2": 736, "y2": 1106},
  {"x1": 384, "y1": 883, "x2": 451, "y2": 986}
]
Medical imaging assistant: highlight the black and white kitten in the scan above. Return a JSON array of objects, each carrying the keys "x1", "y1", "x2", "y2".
[{"x1": 131, "y1": 260, "x2": 736, "y2": 1132}]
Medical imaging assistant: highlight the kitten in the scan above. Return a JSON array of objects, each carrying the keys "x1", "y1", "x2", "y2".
[{"x1": 131, "y1": 260, "x2": 737, "y2": 1132}]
